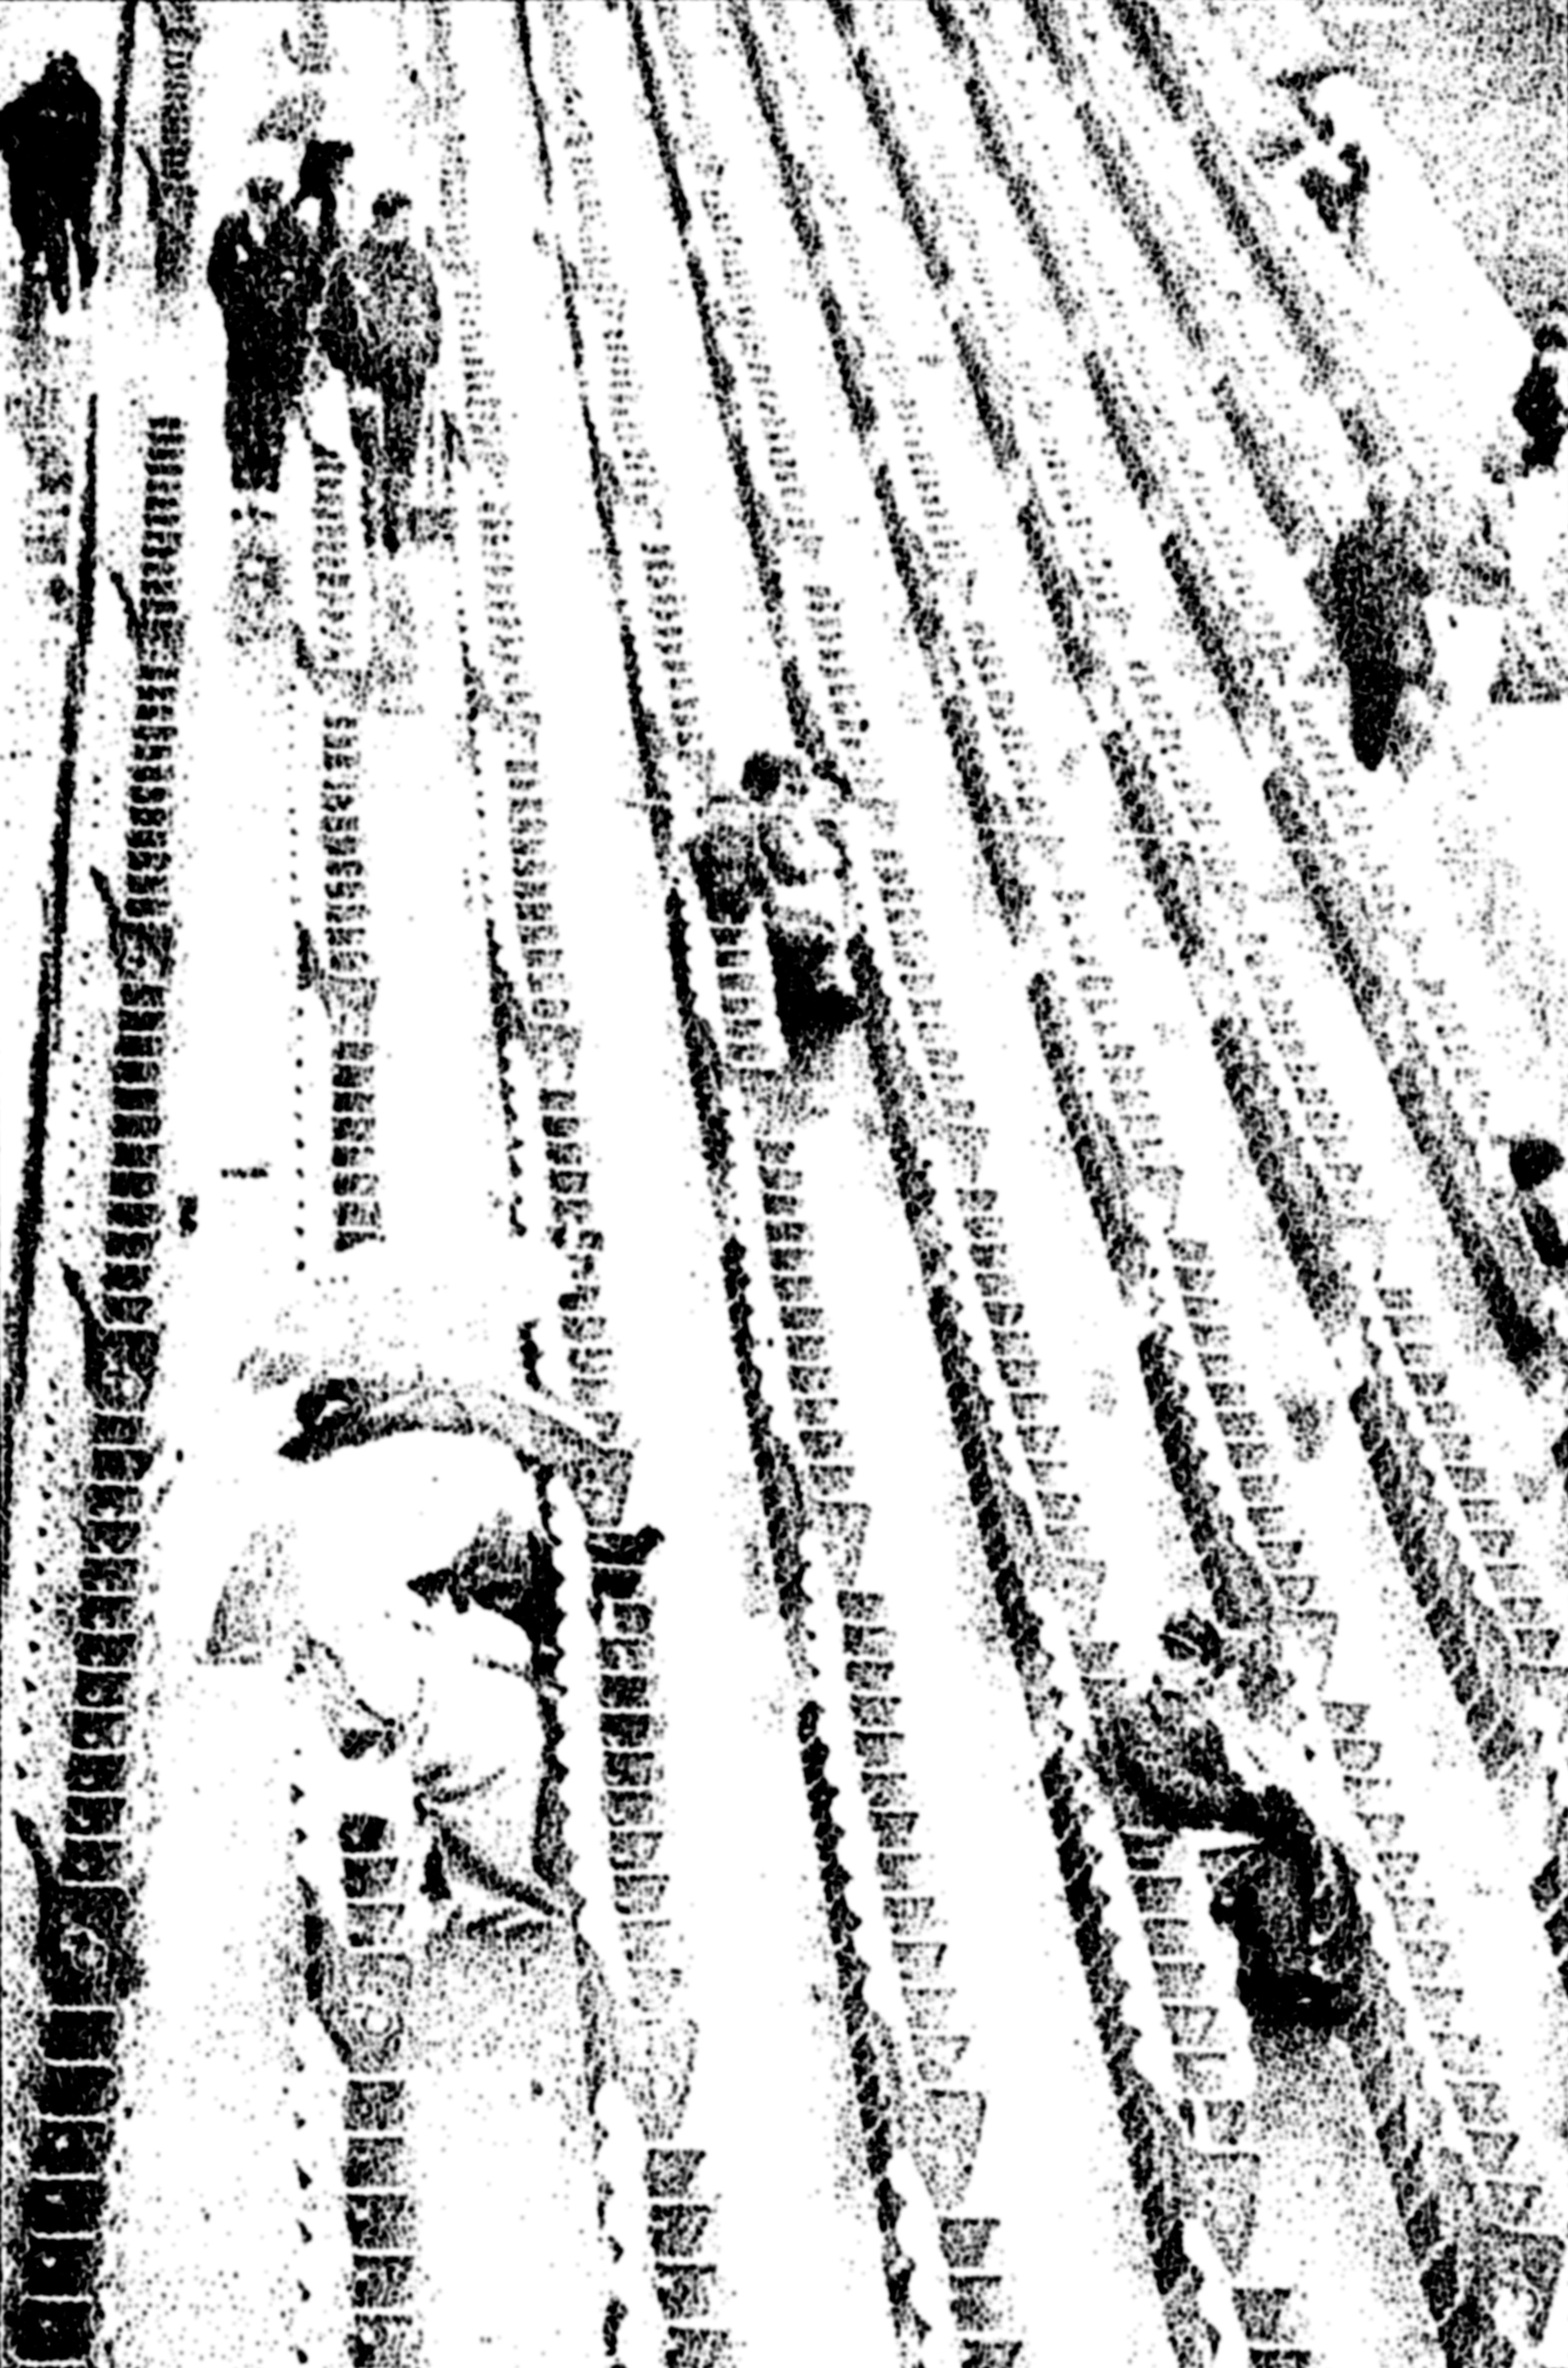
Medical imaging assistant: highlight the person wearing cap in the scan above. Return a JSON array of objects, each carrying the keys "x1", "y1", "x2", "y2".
[
  {"x1": 0, "y1": 50, "x2": 102, "y2": 325},
  {"x1": 207, "y1": 173, "x2": 315, "y2": 509},
  {"x1": 317, "y1": 187, "x2": 442, "y2": 555},
  {"x1": 1102, "y1": 1610, "x2": 1370, "y2": 2033}
]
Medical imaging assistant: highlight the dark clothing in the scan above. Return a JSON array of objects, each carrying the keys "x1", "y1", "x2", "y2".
[
  {"x1": 347, "y1": 367, "x2": 429, "y2": 549},
  {"x1": 1510, "y1": 1136, "x2": 1564, "y2": 1195},
  {"x1": 208, "y1": 205, "x2": 316, "y2": 386},
  {"x1": 1521, "y1": 1198, "x2": 1568, "y2": 1273},
  {"x1": 1105, "y1": 1683, "x2": 1370, "y2": 2033},
  {"x1": 318, "y1": 231, "x2": 441, "y2": 388},
  {"x1": 691, "y1": 767, "x2": 857, "y2": 1018},
  {"x1": 223, "y1": 368, "x2": 288, "y2": 496},
  {"x1": 690, "y1": 796, "x2": 766, "y2": 923},
  {"x1": 1514, "y1": 355, "x2": 1566, "y2": 475},
  {"x1": 208, "y1": 207, "x2": 316, "y2": 493},
  {"x1": 1513, "y1": 1142, "x2": 1568, "y2": 1270},
  {"x1": 0, "y1": 60, "x2": 102, "y2": 313},
  {"x1": 1344, "y1": 659, "x2": 1405, "y2": 771},
  {"x1": 319, "y1": 232, "x2": 442, "y2": 550},
  {"x1": 1210, "y1": 1807, "x2": 1368, "y2": 2034},
  {"x1": 290, "y1": 138, "x2": 355, "y2": 303},
  {"x1": 1330, "y1": 507, "x2": 1434, "y2": 772}
]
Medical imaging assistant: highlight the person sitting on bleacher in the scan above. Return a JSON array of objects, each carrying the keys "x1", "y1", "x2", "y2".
[
  {"x1": 751, "y1": 749, "x2": 860, "y2": 1023},
  {"x1": 1102, "y1": 1610, "x2": 1372, "y2": 2036},
  {"x1": 1514, "y1": 318, "x2": 1568, "y2": 477},
  {"x1": 1329, "y1": 480, "x2": 1436, "y2": 772},
  {"x1": 688, "y1": 772, "x2": 767, "y2": 924},
  {"x1": 690, "y1": 749, "x2": 860, "y2": 1027}
]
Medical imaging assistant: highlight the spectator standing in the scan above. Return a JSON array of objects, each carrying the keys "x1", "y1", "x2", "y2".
[
  {"x1": 317, "y1": 189, "x2": 442, "y2": 555},
  {"x1": 207, "y1": 176, "x2": 315, "y2": 510},
  {"x1": 0, "y1": 52, "x2": 102, "y2": 326},
  {"x1": 1329, "y1": 481, "x2": 1437, "y2": 771}
]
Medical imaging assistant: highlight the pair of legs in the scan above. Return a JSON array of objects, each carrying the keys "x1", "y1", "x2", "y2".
[
  {"x1": 1344, "y1": 655, "x2": 1406, "y2": 772},
  {"x1": 16, "y1": 186, "x2": 94, "y2": 316},
  {"x1": 223, "y1": 342, "x2": 292, "y2": 496},
  {"x1": 347, "y1": 367, "x2": 428, "y2": 554}
]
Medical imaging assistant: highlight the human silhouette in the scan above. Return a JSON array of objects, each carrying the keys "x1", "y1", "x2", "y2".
[
  {"x1": 1104, "y1": 1612, "x2": 1371, "y2": 2034},
  {"x1": 1329, "y1": 482, "x2": 1436, "y2": 772},
  {"x1": 207, "y1": 176, "x2": 315, "y2": 508},
  {"x1": 690, "y1": 748, "x2": 859, "y2": 1028},
  {"x1": 0, "y1": 52, "x2": 102, "y2": 325},
  {"x1": 317, "y1": 189, "x2": 442, "y2": 555}
]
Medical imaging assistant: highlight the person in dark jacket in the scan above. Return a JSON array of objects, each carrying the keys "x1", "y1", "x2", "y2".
[
  {"x1": 1514, "y1": 321, "x2": 1567, "y2": 477},
  {"x1": 207, "y1": 176, "x2": 316, "y2": 506},
  {"x1": 317, "y1": 188, "x2": 441, "y2": 555},
  {"x1": 1329, "y1": 481, "x2": 1436, "y2": 772},
  {"x1": 0, "y1": 52, "x2": 102, "y2": 323},
  {"x1": 1103, "y1": 1611, "x2": 1371, "y2": 2035}
]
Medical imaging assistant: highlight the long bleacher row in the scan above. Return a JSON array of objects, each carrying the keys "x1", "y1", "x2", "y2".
[
  {"x1": 3, "y1": 0, "x2": 1565, "y2": 2362},
  {"x1": 4, "y1": 408, "x2": 188, "y2": 2368},
  {"x1": 422, "y1": 9, "x2": 738, "y2": 2356}
]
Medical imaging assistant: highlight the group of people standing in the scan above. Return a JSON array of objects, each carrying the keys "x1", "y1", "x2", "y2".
[{"x1": 207, "y1": 141, "x2": 441, "y2": 553}]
